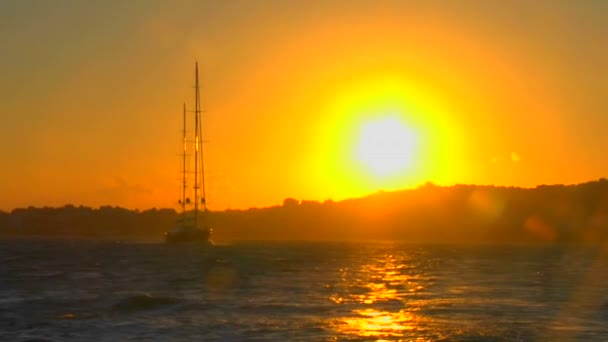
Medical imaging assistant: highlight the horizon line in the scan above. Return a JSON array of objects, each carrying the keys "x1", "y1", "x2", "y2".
[{"x1": 2, "y1": 178, "x2": 606, "y2": 213}]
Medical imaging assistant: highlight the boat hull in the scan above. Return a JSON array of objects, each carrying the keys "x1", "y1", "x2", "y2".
[{"x1": 164, "y1": 228, "x2": 211, "y2": 244}]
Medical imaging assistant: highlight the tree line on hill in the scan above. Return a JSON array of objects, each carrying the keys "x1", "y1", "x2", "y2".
[{"x1": 1, "y1": 179, "x2": 608, "y2": 243}]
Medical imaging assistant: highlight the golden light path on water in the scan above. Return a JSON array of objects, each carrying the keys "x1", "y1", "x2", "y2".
[{"x1": 326, "y1": 253, "x2": 439, "y2": 341}]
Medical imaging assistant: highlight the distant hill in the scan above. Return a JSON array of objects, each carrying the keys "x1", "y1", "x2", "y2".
[{"x1": 2, "y1": 179, "x2": 608, "y2": 243}]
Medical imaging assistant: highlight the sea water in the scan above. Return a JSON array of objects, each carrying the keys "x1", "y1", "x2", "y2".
[{"x1": 1, "y1": 239, "x2": 608, "y2": 341}]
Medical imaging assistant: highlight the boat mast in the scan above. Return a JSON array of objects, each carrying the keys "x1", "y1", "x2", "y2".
[
  {"x1": 193, "y1": 61, "x2": 207, "y2": 228},
  {"x1": 193, "y1": 62, "x2": 200, "y2": 227},
  {"x1": 181, "y1": 102, "x2": 187, "y2": 217},
  {"x1": 198, "y1": 65, "x2": 207, "y2": 214}
]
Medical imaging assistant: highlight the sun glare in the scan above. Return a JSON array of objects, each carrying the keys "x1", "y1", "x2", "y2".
[
  {"x1": 355, "y1": 117, "x2": 417, "y2": 178},
  {"x1": 311, "y1": 75, "x2": 461, "y2": 200}
]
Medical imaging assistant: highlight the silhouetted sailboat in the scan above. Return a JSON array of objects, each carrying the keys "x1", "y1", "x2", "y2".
[{"x1": 165, "y1": 62, "x2": 212, "y2": 245}]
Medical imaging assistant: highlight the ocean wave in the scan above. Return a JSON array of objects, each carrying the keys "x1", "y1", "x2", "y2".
[{"x1": 111, "y1": 294, "x2": 181, "y2": 313}]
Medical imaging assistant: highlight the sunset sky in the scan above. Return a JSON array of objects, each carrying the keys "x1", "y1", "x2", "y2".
[{"x1": 1, "y1": 0, "x2": 607, "y2": 211}]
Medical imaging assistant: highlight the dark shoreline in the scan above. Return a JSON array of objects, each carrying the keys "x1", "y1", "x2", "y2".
[{"x1": 2, "y1": 179, "x2": 608, "y2": 243}]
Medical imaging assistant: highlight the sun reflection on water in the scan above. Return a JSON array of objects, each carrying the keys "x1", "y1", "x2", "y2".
[
  {"x1": 328, "y1": 252, "x2": 435, "y2": 340},
  {"x1": 341, "y1": 308, "x2": 417, "y2": 337}
]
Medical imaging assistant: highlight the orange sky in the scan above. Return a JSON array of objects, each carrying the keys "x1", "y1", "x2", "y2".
[{"x1": 0, "y1": 1, "x2": 607, "y2": 211}]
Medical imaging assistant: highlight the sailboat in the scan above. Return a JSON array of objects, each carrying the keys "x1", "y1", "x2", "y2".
[{"x1": 164, "y1": 62, "x2": 212, "y2": 245}]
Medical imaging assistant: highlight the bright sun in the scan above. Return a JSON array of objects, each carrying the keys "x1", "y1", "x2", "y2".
[{"x1": 355, "y1": 116, "x2": 417, "y2": 178}]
